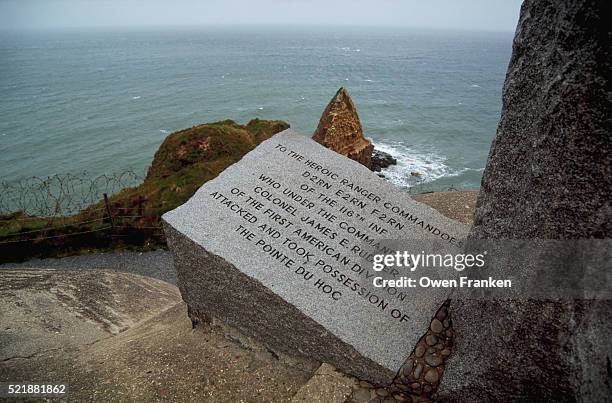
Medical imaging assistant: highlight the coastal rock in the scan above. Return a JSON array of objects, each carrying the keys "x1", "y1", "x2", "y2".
[
  {"x1": 313, "y1": 87, "x2": 374, "y2": 169},
  {"x1": 371, "y1": 149, "x2": 397, "y2": 172},
  {"x1": 438, "y1": 1, "x2": 612, "y2": 401}
]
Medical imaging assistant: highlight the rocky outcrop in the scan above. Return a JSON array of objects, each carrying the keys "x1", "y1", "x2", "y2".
[
  {"x1": 313, "y1": 87, "x2": 374, "y2": 169},
  {"x1": 371, "y1": 149, "x2": 397, "y2": 172},
  {"x1": 438, "y1": 0, "x2": 612, "y2": 401}
]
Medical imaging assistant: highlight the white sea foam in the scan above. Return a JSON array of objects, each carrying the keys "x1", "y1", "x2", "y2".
[
  {"x1": 159, "y1": 129, "x2": 169, "y2": 134},
  {"x1": 471, "y1": 84, "x2": 481, "y2": 88},
  {"x1": 373, "y1": 141, "x2": 468, "y2": 190},
  {"x1": 337, "y1": 47, "x2": 362, "y2": 52},
  {"x1": 132, "y1": 96, "x2": 141, "y2": 100}
]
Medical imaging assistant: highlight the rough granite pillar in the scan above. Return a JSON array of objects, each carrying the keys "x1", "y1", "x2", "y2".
[{"x1": 438, "y1": 0, "x2": 611, "y2": 401}]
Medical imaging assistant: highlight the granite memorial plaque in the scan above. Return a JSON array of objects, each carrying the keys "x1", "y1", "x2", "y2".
[{"x1": 163, "y1": 129, "x2": 468, "y2": 384}]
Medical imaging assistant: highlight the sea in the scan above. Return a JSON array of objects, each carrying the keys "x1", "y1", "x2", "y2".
[{"x1": 0, "y1": 26, "x2": 513, "y2": 196}]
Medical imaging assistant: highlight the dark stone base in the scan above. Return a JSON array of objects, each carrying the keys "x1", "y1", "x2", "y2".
[{"x1": 371, "y1": 149, "x2": 397, "y2": 172}]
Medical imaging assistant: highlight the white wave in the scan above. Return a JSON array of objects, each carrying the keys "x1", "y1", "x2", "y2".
[
  {"x1": 364, "y1": 79, "x2": 374, "y2": 82},
  {"x1": 258, "y1": 107, "x2": 264, "y2": 110},
  {"x1": 471, "y1": 84, "x2": 481, "y2": 88},
  {"x1": 337, "y1": 46, "x2": 361, "y2": 52},
  {"x1": 373, "y1": 141, "x2": 468, "y2": 189},
  {"x1": 132, "y1": 96, "x2": 141, "y2": 100},
  {"x1": 159, "y1": 129, "x2": 169, "y2": 134}
]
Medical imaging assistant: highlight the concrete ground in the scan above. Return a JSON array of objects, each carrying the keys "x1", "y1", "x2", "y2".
[
  {"x1": 1, "y1": 250, "x2": 177, "y2": 284},
  {"x1": 0, "y1": 269, "x2": 319, "y2": 402}
]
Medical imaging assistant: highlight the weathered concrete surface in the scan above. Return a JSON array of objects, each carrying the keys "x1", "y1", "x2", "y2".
[
  {"x1": 0, "y1": 250, "x2": 176, "y2": 284},
  {"x1": 0, "y1": 269, "x2": 316, "y2": 402},
  {"x1": 290, "y1": 364, "x2": 356, "y2": 403},
  {"x1": 163, "y1": 129, "x2": 468, "y2": 384},
  {"x1": 438, "y1": 1, "x2": 612, "y2": 401},
  {"x1": 0, "y1": 269, "x2": 181, "y2": 361}
]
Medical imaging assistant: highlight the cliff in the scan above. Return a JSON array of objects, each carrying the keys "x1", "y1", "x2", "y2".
[{"x1": 115, "y1": 118, "x2": 289, "y2": 217}]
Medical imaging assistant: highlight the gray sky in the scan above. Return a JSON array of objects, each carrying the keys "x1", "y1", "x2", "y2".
[{"x1": 0, "y1": 0, "x2": 524, "y2": 31}]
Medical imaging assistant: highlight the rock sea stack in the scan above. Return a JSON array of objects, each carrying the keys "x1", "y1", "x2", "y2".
[{"x1": 312, "y1": 87, "x2": 375, "y2": 169}]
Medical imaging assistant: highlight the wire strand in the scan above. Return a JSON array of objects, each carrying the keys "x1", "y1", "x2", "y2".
[{"x1": 0, "y1": 226, "x2": 113, "y2": 244}]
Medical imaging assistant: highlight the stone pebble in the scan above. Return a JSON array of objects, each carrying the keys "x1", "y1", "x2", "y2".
[
  {"x1": 385, "y1": 301, "x2": 454, "y2": 402},
  {"x1": 425, "y1": 335, "x2": 438, "y2": 346},
  {"x1": 402, "y1": 361, "x2": 413, "y2": 376},
  {"x1": 413, "y1": 363, "x2": 423, "y2": 379},
  {"x1": 359, "y1": 380, "x2": 374, "y2": 388},
  {"x1": 436, "y1": 307, "x2": 447, "y2": 321},
  {"x1": 430, "y1": 319, "x2": 444, "y2": 333},
  {"x1": 425, "y1": 354, "x2": 443, "y2": 367},
  {"x1": 352, "y1": 388, "x2": 372, "y2": 402},
  {"x1": 424, "y1": 369, "x2": 440, "y2": 384},
  {"x1": 375, "y1": 388, "x2": 389, "y2": 397}
]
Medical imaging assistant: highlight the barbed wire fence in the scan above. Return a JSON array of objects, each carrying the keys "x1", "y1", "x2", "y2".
[
  {"x1": 0, "y1": 170, "x2": 168, "y2": 260},
  {"x1": 0, "y1": 170, "x2": 145, "y2": 217}
]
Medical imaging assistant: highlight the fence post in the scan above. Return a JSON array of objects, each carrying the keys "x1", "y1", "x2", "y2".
[
  {"x1": 103, "y1": 193, "x2": 114, "y2": 230},
  {"x1": 137, "y1": 195, "x2": 144, "y2": 218}
]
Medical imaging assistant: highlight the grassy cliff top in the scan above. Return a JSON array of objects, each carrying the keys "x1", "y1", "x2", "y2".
[{"x1": 111, "y1": 118, "x2": 290, "y2": 217}]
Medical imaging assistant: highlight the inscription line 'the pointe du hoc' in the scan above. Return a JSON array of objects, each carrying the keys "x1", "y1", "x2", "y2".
[{"x1": 163, "y1": 129, "x2": 468, "y2": 384}]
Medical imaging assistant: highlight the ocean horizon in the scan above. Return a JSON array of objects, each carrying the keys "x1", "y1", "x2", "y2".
[{"x1": 0, "y1": 25, "x2": 513, "y2": 194}]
